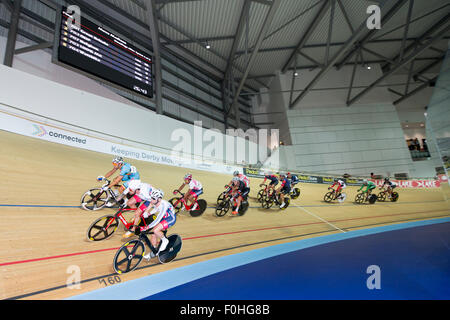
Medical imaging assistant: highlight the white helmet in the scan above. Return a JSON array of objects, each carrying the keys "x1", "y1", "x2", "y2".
[
  {"x1": 150, "y1": 189, "x2": 164, "y2": 200},
  {"x1": 128, "y1": 179, "x2": 141, "y2": 191},
  {"x1": 112, "y1": 156, "x2": 124, "y2": 165}
]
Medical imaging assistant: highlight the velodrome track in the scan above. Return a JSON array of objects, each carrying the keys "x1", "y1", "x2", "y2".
[{"x1": 0, "y1": 130, "x2": 449, "y2": 300}]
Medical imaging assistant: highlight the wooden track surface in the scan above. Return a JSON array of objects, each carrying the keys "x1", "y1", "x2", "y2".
[{"x1": 0, "y1": 130, "x2": 448, "y2": 300}]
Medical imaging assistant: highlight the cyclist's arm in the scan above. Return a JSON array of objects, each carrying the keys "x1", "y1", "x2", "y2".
[
  {"x1": 104, "y1": 167, "x2": 118, "y2": 179},
  {"x1": 144, "y1": 206, "x2": 165, "y2": 230},
  {"x1": 176, "y1": 183, "x2": 187, "y2": 193},
  {"x1": 109, "y1": 175, "x2": 124, "y2": 187}
]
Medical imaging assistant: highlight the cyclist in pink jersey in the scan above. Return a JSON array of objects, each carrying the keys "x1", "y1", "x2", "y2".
[{"x1": 173, "y1": 173, "x2": 203, "y2": 211}]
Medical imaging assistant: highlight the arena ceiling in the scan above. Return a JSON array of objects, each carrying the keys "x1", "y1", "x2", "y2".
[
  {"x1": 89, "y1": 0, "x2": 450, "y2": 106},
  {"x1": 1, "y1": 0, "x2": 449, "y2": 114}
]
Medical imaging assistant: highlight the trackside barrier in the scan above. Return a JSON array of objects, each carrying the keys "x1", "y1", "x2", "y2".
[
  {"x1": 243, "y1": 169, "x2": 441, "y2": 189},
  {"x1": 0, "y1": 108, "x2": 241, "y2": 176}
]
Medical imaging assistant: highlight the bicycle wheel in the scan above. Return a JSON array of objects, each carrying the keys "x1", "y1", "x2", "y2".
[
  {"x1": 368, "y1": 194, "x2": 377, "y2": 204},
  {"x1": 113, "y1": 240, "x2": 145, "y2": 274},
  {"x1": 355, "y1": 193, "x2": 365, "y2": 204},
  {"x1": 190, "y1": 199, "x2": 207, "y2": 217},
  {"x1": 215, "y1": 199, "x2": 230, "y2": 217},
  {"x1": 86, "y1": 215, "x2": 119, "y2": 241},
  {"x1": 81, "y1": 189, "x2": 110, "y2": 211},
  {"x1": 324, "y1": 191, "x2": 334, "y2": 203},
  {"x1": 377, "y1": 192, "x2": 387, "y2": 202},
  {"x1": 261, "y1": 195, "x2": 274, "y2": 209},
  {"x1": 337, "y1": 193, "x2": 347, "y2": 203},
  {"x1": 158, "y1": 234, "x2": 182, "y2": 264},
  {"x1": 169, "y1": 197, "x2": 183, "y2": 214},
  {"x1": 238, "y1": 201, "x2": 250, "y2": 216},
  {"x1": 217, "y1": 193, "x2": 227, "y2": 205},
  {"x1": 291, "y1": 188, "x2": 301, "y2": 200},
  {"x1": 257, "y1": 189, "x2": 265, "y2": 203},
  {"x1": 280, "y1": 198, "x2": 290, "y2": 210},
  {"x1": 390, "y1": 192, "x2": 399, "y2": 202}
]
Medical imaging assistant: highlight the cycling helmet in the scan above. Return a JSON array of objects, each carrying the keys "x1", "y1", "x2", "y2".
[
  {"x1": 128, "y1": 179, "x2": 141, "y2": 191},
  {"x1": 334, "y1": 178, "x2": 339, "y2": 182},
  {"x1": 280, "y1": 172, "x2": 286, "y2": 178},
  {"x1": 384, "y1": 177, "x2": 390, "y2": 182},
  {"x1": 184, "y1": 173, "x2": 192, "y2": 181},
  {"x1": 363, "y1": 179, "x2": 368, "y2": 186},
  {"x1": 233, "y1": 170, "x2": 240, "y2": 176},
  {"x1": 112, "y1": 156, "x2": 124, "y2": 165},
  {"x1": 150, "y1": 189, "x2": 164, "y2": 200},
  {"x1": 232, "y1": 177, "x2": 240, "y2": 183}
]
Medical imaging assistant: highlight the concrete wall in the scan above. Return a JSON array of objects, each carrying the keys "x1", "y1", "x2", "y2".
[
  {"x1": 0, "y1": 63, "x2": 262, "y2": 166},
  {"x1": 258, "y1": 63, "x2": 439, "y2": 177}
]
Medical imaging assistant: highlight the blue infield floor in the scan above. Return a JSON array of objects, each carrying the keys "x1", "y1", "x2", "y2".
[{"x1": 70, "y1": 217, "x2": 450, "y2": 300}]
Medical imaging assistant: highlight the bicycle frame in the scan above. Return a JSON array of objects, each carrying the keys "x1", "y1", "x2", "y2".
[{"x1": 172, "y1": 190, "x2": 199, "y2": 211}]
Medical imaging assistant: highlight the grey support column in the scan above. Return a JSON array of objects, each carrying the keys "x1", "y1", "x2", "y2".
[{"x1": 3, "y1": 0, "x2": 22, "y2": 67}]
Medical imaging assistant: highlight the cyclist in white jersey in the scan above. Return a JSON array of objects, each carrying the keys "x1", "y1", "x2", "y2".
[
  {"x1": 173, "y1": 174, "x2": 203, "y2": 211},
  {"x1": 122, "y1": 180, "x2": 154, "y2": 238},
  {"x1": 141, "y1": 189, "x2": 177, "y2": 260}
]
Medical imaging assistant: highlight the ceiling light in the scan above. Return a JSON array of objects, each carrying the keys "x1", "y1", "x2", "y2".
[
  {"x1": 367, "y1": 65, "x2": 371, "y2": 70},
  {"x1": 294, "y1": 72, "x2": 299, "y2": 77},
  {"x1": 205, "y1": 43, "x2": 211, "y2": 50}
]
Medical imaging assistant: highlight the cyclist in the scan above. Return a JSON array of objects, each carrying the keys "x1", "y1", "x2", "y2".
[
  {"x1": 231, "y1": 177, "x2": 250, "y2": 216},
  {"x1": 276, "y1": 173, "x2": 291, "y2": 209},
  {"x1": 287, "y1": 172, "x2": 300, "y2": 187},
  {"x1": 97, "y1": 156, "x2": 140, "y2": 194},
  {"x1": 174, "y1": 174, "x2": 203, "y2": 211},
  {"x1": 381, "y1": 177, "x2": 397, "y2": 198},
  {"x1": 122, "y1": 180, "x2": 154, "y2": 239},
  {"x1": 329, "y1": 178, "x2": 346, "y2": 199},
  {"x1": 225, "y1": 171, "x2": 250, "y2": 194},
  {"x1": 260, "y1": 172, "x2": 279, "y2": 197},
  {"x1": 139, "y1": 189, "x2": 176, "y2": 260},
  {"x1": 358, "y1": 179, "x2": 377, "y2": 198}
]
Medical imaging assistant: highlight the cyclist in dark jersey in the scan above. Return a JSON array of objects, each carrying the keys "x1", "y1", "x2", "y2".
[
  {"x1": 231, "y1": 177, "x2": 249, "y2": 216},
  {"x1": 276, "y1": 173, "x2": 291, "y2": 209}
]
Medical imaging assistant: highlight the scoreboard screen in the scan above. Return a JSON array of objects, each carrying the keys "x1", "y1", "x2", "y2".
[{"x1": 55, "y1": 7, "x2": 153, "y2": 98}]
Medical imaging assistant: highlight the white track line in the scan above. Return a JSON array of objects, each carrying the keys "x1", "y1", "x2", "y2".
[{"x1": 296, "y1": 206, "x2": 347, "y2": 233}]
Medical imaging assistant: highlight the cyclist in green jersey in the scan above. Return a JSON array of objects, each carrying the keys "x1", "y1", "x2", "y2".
[{"x1": 358, "y1": 179, "x2": 377, "y2": 195}]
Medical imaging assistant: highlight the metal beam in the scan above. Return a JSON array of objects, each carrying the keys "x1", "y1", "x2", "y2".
[
  {"x1": 3, "y1": 0, "x2": 22, "y2": 67},
  {"x1": 281, "y1": 0, "x2": 331, "y2": 73},
  {"x1": 393, "y1": 76, "x2": 438, "y2": 105},
  {"x1": 146, "y1": 0, "x2": 163, "y2": 114},
  {"x1": 336, "y1": 0, "x2": 409, "y2": 70},
  {"x1": 398, "y1": 0, "x2": 414, "y2": 63},
  {"x1": 381, "y1": 12, "x2": 450, "y2": 71},
  {"x1": 347, "y1": 24, "x2": 450, "y2": 106},
  {"x1": 0, "y1": 0, "x2": 13, "y2": 12},
  {"x1": 289, "y1": 1, "x2": 393, "y2": 109},
  {"x1": 14, "y1": 41, "x2": 53, "y2": 55},
  {"x1": 325, "y1": 0, "x2": 336, "y2": 65},
  {"x1": 228, "y1": 0, "x2": 281, "y2": 128},
  {"x1": 165, "y1": 35, "x2": 235, "y2": 45},
  {"x1": 225, "y1": 0, "x2": 251, "y2": 78},
  {"x1": 235, "y1": 36, "x2": 450, "y2": 56}
]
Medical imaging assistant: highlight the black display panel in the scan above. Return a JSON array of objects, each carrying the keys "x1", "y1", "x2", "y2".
[{"x1": 56, "y1": 7, "x2": 153, "y2": 98}]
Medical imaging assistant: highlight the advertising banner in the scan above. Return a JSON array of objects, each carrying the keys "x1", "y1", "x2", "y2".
[{"x1": 0, "y1": 111, "x2": 240, "y2": 176}]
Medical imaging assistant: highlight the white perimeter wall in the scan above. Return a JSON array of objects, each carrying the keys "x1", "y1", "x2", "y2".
[{"x1": 0, "y1": 41, "x2": 263, "y2": 166}]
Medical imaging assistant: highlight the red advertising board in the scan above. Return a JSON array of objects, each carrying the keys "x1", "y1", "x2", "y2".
[{"x1": 371, "y1": 179, "x2": 442, "y2": 189}]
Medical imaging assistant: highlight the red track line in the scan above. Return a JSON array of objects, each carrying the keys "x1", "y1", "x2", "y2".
[{"x1": 1, "y1": 208, "x2": 448, "y2": 268}]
